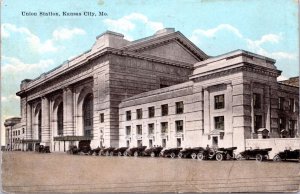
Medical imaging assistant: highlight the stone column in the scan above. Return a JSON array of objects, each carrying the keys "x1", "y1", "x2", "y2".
[
  {"x1": 41, "y1": 97, "x2": 50, "y2": 145},
  {"x1": 264, "y1": 85, "x2": 271, "y2": 132},
  {"x1": 203, "y1": 87, "x2": 210, "y2": 134},
  {"x1": 26, "y1": 103, "x2": 32, "y2": 139},
  {"x1": 250, "y1": 82, "x2": 255, "y2": 138},
  {"x1": 63, "y1": 87, "x2": 74, "y2": 136}
]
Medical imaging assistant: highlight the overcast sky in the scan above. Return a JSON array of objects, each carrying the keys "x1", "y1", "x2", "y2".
[{"x1": 1, "y1": 0, "x2": 299, "y2": 145}]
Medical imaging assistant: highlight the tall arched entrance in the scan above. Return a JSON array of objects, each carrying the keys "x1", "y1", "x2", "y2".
[
  {"x1": 57, "y1": 102, "x2": 63, "y2": 136},
  {"x1": 83, "y1": 93, "x2": 93, "y2": 136}
]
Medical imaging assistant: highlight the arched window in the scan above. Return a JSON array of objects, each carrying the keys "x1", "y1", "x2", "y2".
[
  {"x1": 57, "y1": 102, "x2": 63, "y2": 136},
  {"x1": 38, "y1": 111, "x2": 42, "y2": 140},
  {"x1": 83, "y1": 94, "x2": 93, "y2": 136}
]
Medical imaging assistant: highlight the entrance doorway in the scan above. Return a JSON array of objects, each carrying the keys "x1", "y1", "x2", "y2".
[{"x1": 212, "y1": 136, "x2": 218, "y2": 147}]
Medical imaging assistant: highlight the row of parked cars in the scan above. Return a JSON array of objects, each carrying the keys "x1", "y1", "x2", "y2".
[{"x1": 66, "y1": 140, "x2": 300, "y2": 162}]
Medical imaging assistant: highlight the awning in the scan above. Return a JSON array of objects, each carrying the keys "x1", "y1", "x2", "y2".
[
  {"x1": 53, "y1": 136, "x2": 93, "y2": 141},
  {"x1": 21, "y1": 139, "x2": 41, "y2": 143}
]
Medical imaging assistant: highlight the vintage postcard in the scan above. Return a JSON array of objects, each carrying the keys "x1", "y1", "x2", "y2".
[{"x1": 1, "y1": 0, "x2": 300, "y2": 193}]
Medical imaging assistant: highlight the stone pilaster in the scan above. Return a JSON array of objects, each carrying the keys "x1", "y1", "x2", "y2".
[
  {"x1": 26, "y1": 103, "x2": 32, "y2": 139},
  {"x1": 203, "y1": 88, "x2": 210, "y2": 134},
  {"x1": 264, "y1": 85, "x2": 271, "y2": 132},
  {"x1": 63, "y1": 87, "x2": 74, "y2": 136},
  {"x1": 41, "y1": 96, "x2": 50, "y2": 145}
]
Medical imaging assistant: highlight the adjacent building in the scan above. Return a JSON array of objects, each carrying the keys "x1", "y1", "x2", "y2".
[{"x1": 5, "y1": 28, "x2": 298, "y2": 152}]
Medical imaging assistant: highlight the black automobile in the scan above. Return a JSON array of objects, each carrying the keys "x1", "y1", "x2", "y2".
[
  {"x1": 178, "y1": 147, "x2": 204, "y2": 159},
  {"x1": 143, "y1": 146, "x2": 164, "y2": 157},
  {"x1": 37, "y1": 145, "x2": 51, "y2": 153},
  {"x1": 160, "y1": 148, "x2": 182, "y2": 158},
  {"x1": 89, "y1": 147, "x2": 101, "y2": 156},
  {"x1": 236, "y1": 148, "x2": 272, "y2": 162},
  {"x1": 124, "y1": 146, "x2": 147, "y2": 157},
  {"x1": 273, "y1": 149, "x2": 300, "y2": 162},
  {"x1": 101, "y1": 147, "x2": 116, "y2": 156},
  {"x1": 112, "y1": 147, "x2": 129, "y2": 156}
]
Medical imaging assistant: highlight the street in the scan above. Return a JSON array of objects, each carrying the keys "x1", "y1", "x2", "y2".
[{"x1": 2, "y1": 152, "x2": 300, "y2": 193}]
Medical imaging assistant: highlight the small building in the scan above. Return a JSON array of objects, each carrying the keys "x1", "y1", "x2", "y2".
[{"x1": 4, "y1": 117, "x2": 24, "y2": 151}]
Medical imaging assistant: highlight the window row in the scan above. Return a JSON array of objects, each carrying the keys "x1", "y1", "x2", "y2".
[
  {"x1": 126, "y1": 138, "x2": 182, "y2": 148},
  {"x1": 279, "y1": 97, "x2": 297, "y2": 112},
  {"x1": 12, "y1": 130, "x2": 24, "y2": 136},
  {"x1": 125, "y1": 101, "x2": 184, "y2": 121},
  {"x1": 125, "y1": 120, "x2": 184, "y2": 135}
]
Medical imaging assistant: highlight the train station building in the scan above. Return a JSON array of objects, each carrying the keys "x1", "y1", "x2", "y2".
[{"x1": 8, "y1": 28, "x2": 299, "y2": 152}]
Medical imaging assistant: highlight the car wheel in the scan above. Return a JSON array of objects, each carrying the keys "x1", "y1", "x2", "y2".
[
  {"x1": 216, "y1": 153, "x2": 223, "y2": 161},
  {"x1": 197, "y1": 152, "x2": 204, "y2": 161},
  {"x1": 256, "y1": 154, "x2": 263, "y2": 162},
  {"x1": 273, "y1": 154, "x2": 281, "y2": 162},
  {"x1": 236, "y1": 154, "x2": 243, "y2": 160},
  {"x1": 150, "y1": 152, "x2": 156, "y2": 158},
  {"x1": 134, "y1": 151, "x2": 139, "y2": 157},
  {"x1": 118, "y1": 152, "x2": 122, "y2": 156},
  {"x1": 191, "y1": 153, "x2": 197, "y2": 160},
  {"x1": 105, "y1": 151, "x2": 109, "y2": 156},
  {"x1": 226, "y1": 153, "x2": 232, "y2": 160},
  {"x1": 110, "y1": 151, "x2": 114, "y2": 156},
  {"x1": 123, "y1": 151, "x2": 128, "y2": 157},
  {"x1": 178, "y1": 152, "x2": 183, "y2": 159},
  {"x1": 170, "y1": 152, "x2": 176, "y2": 158}
]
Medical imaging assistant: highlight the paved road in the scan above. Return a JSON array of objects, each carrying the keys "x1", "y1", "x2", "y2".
[{"x1": 2, "y1": 152, "x2": 300, "y2": 193}]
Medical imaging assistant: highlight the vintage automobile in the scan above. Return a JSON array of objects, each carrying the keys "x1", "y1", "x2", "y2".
[
  {"x1": 37, "y1": 145, "x2": 51, "y2": 153},
  {"x1": 236, "y1": 148, "x2": 272, "y2": 162},
  {"x1": 124, "y1": 146, "x2": 147, "y2": 157},
  {"x1": 160, "y1": 148, "x2": 182, "y2": 158},
  {"x1": 143, "y1": 146, "x2": 164, "y2": 157},
  {"x1": 111, "y1": 147, "x2": 129, "y2": 156},
  {"x1": 196, "y1": 147, "x2": 237, "y2": 161},
  {"x1": 273, "y1": 149, "x2": 300, "y2": 162},
  {"x1": 68, "y1": 140, "x2": 91, "y2": 155},
  {"x1": 178, "y1": 147, "x2": 204, "y2": 159},
  {"x1": 101, "y1": 147, "x2": 115, "y2": 156},
  {"x1": 89, "y1": 147, "x2": 101, "y2": 156}
]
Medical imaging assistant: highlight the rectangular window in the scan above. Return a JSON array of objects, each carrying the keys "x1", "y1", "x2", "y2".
[
  {"x1": 126, "y1": 140, "x2": 130, "y2": 147},
  {"x1": 177, "y1": 138, "x2": 181, "y2": 148},
  {"x1": 136, "y1": 125, "x2": 142, "y2": 135},
  {"x1": 161, "y1": 104, "x2": 168, "y2": 116},
  {"x1": 126, "y1": 126, "x2": 131, "y2": 135},
  {"x1": 176, "y1": 101, "x2": 184, "y2": 114},
  {"x1": 288, "y1": 120, "x2": 296, "y2": 137},
  {"x1": 214, "y1": 94, "x2": 225, "y2": 109},
  {"x1": 148, "y1": 123, "x2": 154, "y2": 134},
  {"x1": 162, "y1": 139, "x2": 166, "y2": 148},
  {"x1": 214, "y1": 116, "x2": 224, "y2": 130},
  {"x1": 254, "y1": 115, "x2": 262, "y2": 133},
  {"x1": 161, "y1": 122, "x2": 168, "y2": 133},
  {"x1": 22, "y1": 128, "x2": 25, "y2": 134},
  {"x1": 289, "y1": 98, "x2": 295, "y2": 112},
  {"x1": 149, "y1": 139, "x2": 153, "y2": 148},
  {"x1": 136, "y1": 108, "x2": 143, "y2": 119},
  {"x1": 279, "y1": 117, "x2": 286, "y2": 129},
  {"x1": 137, "y1": 140, "x2": 143, "y2": 147},
  {"x1": 100, "y1": 113, "x2": 104, "y2": 123},
  {"x1": 279, "y1": 97, "x2": 284, "y2": 110},
  {"x1": 18, "y1": 131, "x2": 20, "y2": 135},
  {"x1": 253, "y1": 93, "x2": 261, "y2": 109},
  {"x1": 175, "y1": 120, "x2": 183, "y2": 133},
  {"x1": 126, "y1": 111, "x2": 131, "y2": 121},
  {"x1": 148, "y1": 106, "x2": 155, "y2": 118}
]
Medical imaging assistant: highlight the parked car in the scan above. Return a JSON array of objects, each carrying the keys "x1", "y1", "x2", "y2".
[
  {"x1": 196, "y1": 147, "x2": 237, "y2": 161},
  {"x1": 124, "y1": 146, "x2": 147, "y2": 157},
  {"x1": 160, "y1": 148, "x2": 182, "y2": 158},
  {"x1": 89, "y1": 147, "x2": 101, "y2": 156},
  {"x1": 68, "y1": 140, "x2": 91, "y2": 155},
  {"x1": 143, "y1": 146, "x2": 164, "y2": 157},
  {"x1": 178, "y1": 147, "x2": 205, "y2": 159},
  {"x1": 37, "y1": 145, "x2": 51, "y2": 153},
  {"x1": 273, "y1": 149, "x2": 300, "y2": 162},
  {"x1": 101, "y1": 147, "x2": 115, "y2": 156},
  {"x1": 236, "y1": 148, "x2": 272, "y2": 162},
  {"x1": 112, "y1": 147, "x2": 129, "y2": 156}
]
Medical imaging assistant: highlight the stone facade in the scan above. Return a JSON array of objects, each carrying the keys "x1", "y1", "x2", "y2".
[{"x1": 12, "y1": 28, "x2": 299, "y2": 152}]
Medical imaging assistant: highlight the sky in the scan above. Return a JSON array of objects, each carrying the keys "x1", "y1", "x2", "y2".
[{"x1": 1, "y1": 0, "x2": 299, "y2": 145}]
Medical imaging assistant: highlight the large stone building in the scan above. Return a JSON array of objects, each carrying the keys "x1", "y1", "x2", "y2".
[{"x1": 10, "y1": 28, "x2": 299, "y2": 152}]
